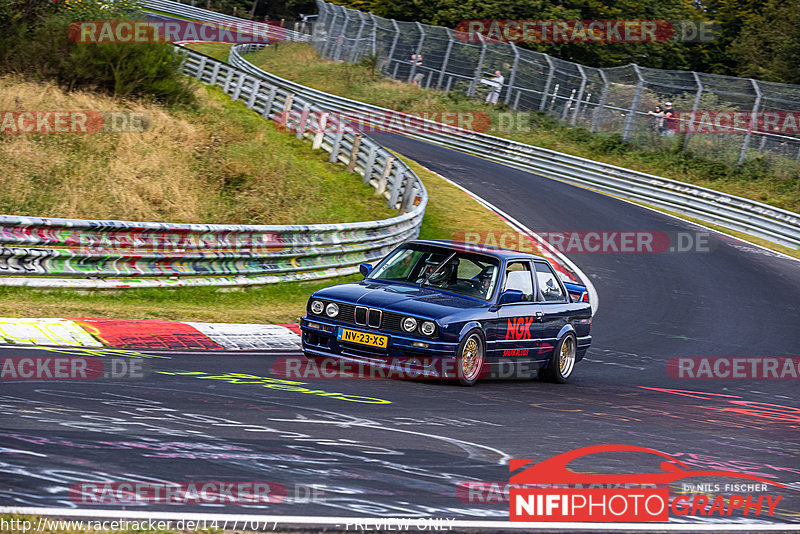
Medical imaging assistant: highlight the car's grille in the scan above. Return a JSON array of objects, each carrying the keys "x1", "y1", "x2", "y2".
[
  {"x1": 316, "y1": 301, "x2": 405, "y2": 333},
  {"x1": 341, "y1": 344, "x2": 387, "y2": 358}
]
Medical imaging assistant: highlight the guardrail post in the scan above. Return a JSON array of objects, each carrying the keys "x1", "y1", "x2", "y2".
[
  {"x1": 279, "y1": 93, "x2": 294, "y2": 131},
  {"x1": 194, "y1": 56, "x2": 207, "y2": 80},
  {"x1": 408, "y1": 22, "x2": 426, "y2": 84},
  {"x1": 312, "y1": 112, "x2": 329, "y2": 149},
  {"x1": 590, "y1": 70, "x2": 609, "y2": 133},
  {"x1": 469, "y1": 33, "x2": 487, "y2": 98},
  {"x1": 539, "y1": 55, "x2": 555, "y2": 110},
  {"x1": 246, "y1": 79, "x2": 260, "y2": 109},
  {"x1": 377, "y1": 156, "x2": 394, "y2": 195},
  {"x1": 681, "y1": 72, "x2": 704, "y2": 153},
  {"x1": 622, "y1": 65, "x2": 643, "y2": 140},
  {"x1": 737, "y1": 79, "x2": 762, "y2": 165},
  {"x1": 347, "y1": 134, "x2": 363, "y2": 171},
  {"x1": 209, "y1": 62, "x2": 220, "y2": 85},
  {"x1": 384, "y1": 19, "x2": 401, "y2": 76},
  {"x1": 388, "y1": 169, "x2": 404, "y2": 207},
  {"x1": 363, "y1": 144, "x2": 377, "y2": 183},
  {"x1": 262, "y1": 86, "x2": 277, "y2": 119},
  {"x1": 437, "y1": 28, "x2": 455, "y2": 90},
  {"x1": 329, "y1": 127, "x2": 345, "y2": 163},
  {"x1": 223, "y1": 68, "x2": 234, "y2": 94},
  {"x1": 296, "y1": 102, "x2": 311, "y2": 139},
  {"x1": 504, "y1": 43, "x2": 520, "y2": 105},
  {"x1": 570, "y1": 64, "x2": 587, "y2": 126},
  {"x1": 231, "y1": 72, "x2": 245, "y2": 101},
  {"x1": 400, "y1": 180, "x2": 416, "y2": 213}
]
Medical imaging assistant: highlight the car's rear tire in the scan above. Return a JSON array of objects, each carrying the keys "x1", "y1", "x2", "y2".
[
  {"x1": 456, "y1": 329, "x2": 485, "y2": 386},
  {"x1": 539, "y1": 333, "x2": 576, "y2": 383}
]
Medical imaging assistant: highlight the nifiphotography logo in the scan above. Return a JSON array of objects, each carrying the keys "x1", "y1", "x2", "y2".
[{"x1": 506, "y1": 444, "x2": 786, "y2": 522}]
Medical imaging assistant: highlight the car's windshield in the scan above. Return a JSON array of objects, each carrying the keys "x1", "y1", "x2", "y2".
[{"x1": 369, "y1": 244, "x2": 501, "y2": 300}]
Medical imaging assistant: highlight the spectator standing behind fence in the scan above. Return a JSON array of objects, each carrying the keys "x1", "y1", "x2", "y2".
[
  {"x1": 647, "y1": 105, "x2": 665, "y2": 134},
  {"x1": 484, "y1": 70, "x2": 504, "y2": 104},
  {"x1": 411, "y1": 54, "x2": 424, "y2": 88},
  {"x1": 663, "y1": 102, "x2": 676, "y2": 136}
]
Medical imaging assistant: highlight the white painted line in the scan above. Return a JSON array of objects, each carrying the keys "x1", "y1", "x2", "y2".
[
  {"x1": 3, "y1": 507, "x2": 795, "y2": 531},
  {"x1": 422, "y1": 167, "x2": 599, "y2": 314}
]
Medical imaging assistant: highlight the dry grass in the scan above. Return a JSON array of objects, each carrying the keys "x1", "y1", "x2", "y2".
[{"x1": 0, "y1": 75, "x2": 395, "y2": 225}]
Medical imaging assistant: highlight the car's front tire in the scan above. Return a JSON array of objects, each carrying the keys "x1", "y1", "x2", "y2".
[
  {"x1": 455, "y1": 329, "x2": 485, "y2": 386},
  {"x1": 539, "y1": 333, "x2": 576, "y2": 383}
]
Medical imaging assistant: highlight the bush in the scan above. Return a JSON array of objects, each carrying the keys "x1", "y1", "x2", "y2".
[{"x1": 0, "y1": 0, "x2": 194, "y2": 106}]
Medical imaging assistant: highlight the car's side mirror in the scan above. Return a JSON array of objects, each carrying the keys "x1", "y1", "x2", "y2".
[
  {"x1": 498, "y1": 289, "x2": 524, "y2": 305},
  {"x1": 359, "y1": 263, "x2": 373, "y2": 278}
]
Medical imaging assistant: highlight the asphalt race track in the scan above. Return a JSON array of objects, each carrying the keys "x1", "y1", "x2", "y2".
[{"x1": 1, "y1": 131, "x2": 799, "y2": 527}]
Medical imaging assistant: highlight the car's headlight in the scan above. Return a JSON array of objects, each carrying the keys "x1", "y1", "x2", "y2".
[
  {"x1": 420, "y1": 321, "x2": 436, "y2": 336},
  {"x1": 310, "y1": 300, "x2": 324, "y2": 315},
  {"x1": 325, "y1": 302, "x2": 339, "y2": 318},
  {"x1": 402, "y1": 317, "x2": 418, "y2": 332}
]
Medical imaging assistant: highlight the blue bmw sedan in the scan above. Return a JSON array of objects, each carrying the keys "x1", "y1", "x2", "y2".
[{"x1": 300, "y1": 240, "x2": 592, "y2": 386}]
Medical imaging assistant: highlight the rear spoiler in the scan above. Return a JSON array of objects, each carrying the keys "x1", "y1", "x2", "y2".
[{"x1": 563, "y1": 281, "x2": 590, "y2": 303}]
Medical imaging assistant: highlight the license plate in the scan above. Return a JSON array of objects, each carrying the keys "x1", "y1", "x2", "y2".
[{"x1": 338, "y1": 328, "x2": 388, "y2": 348}]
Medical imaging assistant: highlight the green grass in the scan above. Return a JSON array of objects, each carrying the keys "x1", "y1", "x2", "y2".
[{"x1": 206, "y1": 41, "x2": 799, "y2": 214}]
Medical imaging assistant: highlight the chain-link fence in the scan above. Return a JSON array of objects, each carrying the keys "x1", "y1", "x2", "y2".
[{"x1": 312, "y1": 0, "x2": 800, "y2": 175}]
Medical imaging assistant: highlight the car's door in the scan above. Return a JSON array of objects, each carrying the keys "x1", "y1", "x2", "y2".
[
  {"x1": 490, "y1": 260, "x2": 542, "y2": 360},
  {"x1": 532, "y1": 261, "x2": 572, "y2": 356}
]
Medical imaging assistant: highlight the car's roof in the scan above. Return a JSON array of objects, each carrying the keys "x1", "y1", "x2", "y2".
[{"x1": 407, "y1": 239, "x2": 546, "y2": 261}]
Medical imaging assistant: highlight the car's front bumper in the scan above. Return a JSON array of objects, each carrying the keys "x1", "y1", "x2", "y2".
[{"x1": 300, "y1": 316, "x2": 460, "y2": 378}]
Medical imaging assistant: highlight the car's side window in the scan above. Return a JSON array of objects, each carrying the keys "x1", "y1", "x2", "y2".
[
  {"x1": 502, "y1": 262, "x2": 535, "y2": 301},
  {"x1": 534, "y1": 262, "x2": 566, "y2": 302}
]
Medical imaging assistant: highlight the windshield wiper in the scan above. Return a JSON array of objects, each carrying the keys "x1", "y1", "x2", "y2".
[{"x1": 420, "y1": 252, "x2": 456, "y2": 287}]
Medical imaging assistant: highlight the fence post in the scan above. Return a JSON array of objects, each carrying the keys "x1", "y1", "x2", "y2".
[
  {"x1": 737, "y1": 79, "x2": 762, "y2": 165},
  {"x1": 504, "y1": 43, "x2": 520, "y2": 105},
  {"x1": 437, "y1": 28, "x2": 455, "y2": 90},
  {"x1": 208, "y1": 62, "x2": 220, "y2": 85},
  {"x1": 408, "y1": 22, "x2": 426, "y2": 83},
  {"x1": 469, "y1": 33, "x2": 487, "y2": 97},
  {"x1": 349, "y1": 12, "x2": 366, "y2": 62},
  {"x1": 591, "y1": 69, "x2": 609, "y2": 133},
  {"x1": 280, "y1": 93, "x2": 295, "y2": 131},
  {"x1": 388, "y1": 170, "x2": 404, "y2": 207},
  {"x1": 322, "y1": 11, "x2": 338, "y2": 59},
  {"x1": 369, "y1": 13, "x2": 378, "y2": 56},
  {"x1": 539, "y1": 55, "x2": 555, "y2": 110},
  {"x1": 681, "y1": 71, "x2": 704, "y2": 153},
  {"x1": 622, "y1": 65, "x2": 644, "y2": 140},
  {"x1": 231, "y1": 73, "x2": 245, "y2": 101},
  {"x1": 347, "y1": 134, "x2": 363, "y2": 172},
  {"x1": 570, "y1": 64, "x2": 588, "y2": 126},
  {"x1": 384, "y1": 19, "x2": 401, "y2": 76},
  {"x1": 333, "y1": 7, "x2": 349, "y2": 61}
]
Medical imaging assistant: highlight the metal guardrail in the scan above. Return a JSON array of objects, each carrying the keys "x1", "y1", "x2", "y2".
[
  {"x1": 0, "y1": 47, "x2": 427, "y2": 288},
  {"x1": 227, "y1": 44, "x2": 800, "y2": 249},
  {"x1": 142, "y1": 0, "x2": 312, "y2": 42}
]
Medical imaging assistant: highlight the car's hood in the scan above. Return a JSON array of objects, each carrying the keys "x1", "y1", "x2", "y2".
[{"x1": 313, "y1": 281, "x2": 489, "y2": 319}]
